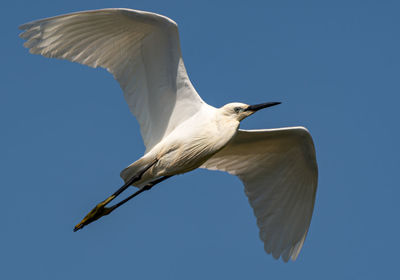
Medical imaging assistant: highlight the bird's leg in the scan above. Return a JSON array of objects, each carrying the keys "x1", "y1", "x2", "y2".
[
  {"x1": 73, "y1": 160, "x2": 159, "y2": 232},
  {"x1": 100, "y1": 175, "x2": 172, "y2": 215}
]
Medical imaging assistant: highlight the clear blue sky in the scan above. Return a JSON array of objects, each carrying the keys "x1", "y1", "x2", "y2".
[{"x1": 1, "y1": 0, "x2": 399, "y2": 279}]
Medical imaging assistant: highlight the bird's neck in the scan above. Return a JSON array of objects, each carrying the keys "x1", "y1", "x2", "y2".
[{"x1": 213, "y1": 114, "x2": 240, "y2": 146}]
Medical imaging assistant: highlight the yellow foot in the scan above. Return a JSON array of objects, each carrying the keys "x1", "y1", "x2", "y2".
[{"x1": 73, "y1": 195, "x2": 115, "y2": 232}]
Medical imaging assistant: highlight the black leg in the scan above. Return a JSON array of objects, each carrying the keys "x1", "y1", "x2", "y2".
[
  {"x1": 111, "y1": 159, "x2": 158, "y2": 199},
  {"x1": 106, "y1": 176, "x2": 172, "y2": 212},
  {"x1": 73, "y1": 160, "x2": 158, "y2": 232}
]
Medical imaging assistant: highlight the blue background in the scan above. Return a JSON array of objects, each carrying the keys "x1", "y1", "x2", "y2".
[{"x1": 2, "y1": 0, "x2": 399, "y2": 279}]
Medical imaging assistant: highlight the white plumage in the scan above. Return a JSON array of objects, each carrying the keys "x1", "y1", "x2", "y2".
[{"x1": 19, "y1": 8, "x2": 318, "y2": 262}]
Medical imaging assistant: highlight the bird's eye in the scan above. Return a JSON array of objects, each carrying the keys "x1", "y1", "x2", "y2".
[{"x1": 234, "y1": 107, "x2": 242, "y2": 113}]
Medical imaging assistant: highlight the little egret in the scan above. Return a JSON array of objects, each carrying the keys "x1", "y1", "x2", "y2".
[{"x1": 19, "y1": 8, "x2": 318, "y2": 262}]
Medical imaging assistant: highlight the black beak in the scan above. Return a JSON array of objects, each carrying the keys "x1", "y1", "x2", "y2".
[{"x1": 245, "y1": 102, "x2": 281, "y2": 112}]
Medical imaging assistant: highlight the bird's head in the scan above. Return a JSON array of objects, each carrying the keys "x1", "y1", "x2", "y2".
[{"x1": 220, "y1": 102, "x2": 281, "y2": 121}]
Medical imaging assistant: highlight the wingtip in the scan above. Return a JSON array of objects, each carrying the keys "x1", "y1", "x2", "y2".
[{"x1": 18, "y1": 23, "x2": 27, "y2": 30}]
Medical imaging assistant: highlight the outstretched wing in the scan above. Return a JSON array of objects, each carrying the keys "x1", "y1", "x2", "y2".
[
  {"x1": 201, "y1": 127, "x2": 318, "y2": 262},
  {"x1": 19, "y1": 8, "x2": 205, "y2": 152}
]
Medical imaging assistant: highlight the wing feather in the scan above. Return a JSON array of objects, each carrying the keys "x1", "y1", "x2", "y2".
[
  {"x1": 201, "y1": 127, "x2": 318, "y2": 262},
  {"x1": 19, "y1": 8, "x2": 205, "y2": 152}
]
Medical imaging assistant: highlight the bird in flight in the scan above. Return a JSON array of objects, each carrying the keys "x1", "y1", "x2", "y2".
[{"x1": 19, "y1": 8, "x2": 318, "y2": 262}]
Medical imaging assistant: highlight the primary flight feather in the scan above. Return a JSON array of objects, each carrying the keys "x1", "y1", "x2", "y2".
[{"x1": 19, "y1": 8, "x2": 318, "y2": 262}]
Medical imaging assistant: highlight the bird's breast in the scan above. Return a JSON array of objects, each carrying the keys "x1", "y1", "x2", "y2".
[{"x1": 150, "y1": 117, "x2": 239, "y2": 177}]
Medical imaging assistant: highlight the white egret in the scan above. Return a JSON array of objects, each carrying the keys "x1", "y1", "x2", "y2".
[{"x1": 19, "y1": 8, "x2": 318, "y2": 262}]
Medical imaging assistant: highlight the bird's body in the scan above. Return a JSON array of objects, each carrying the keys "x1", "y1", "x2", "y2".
[
  {"x1": 19, "y1": 8, "x2": 318, "y2": 262},
  {"x1": 122, "y1": 104, "x2": 240, "y2": 186}
]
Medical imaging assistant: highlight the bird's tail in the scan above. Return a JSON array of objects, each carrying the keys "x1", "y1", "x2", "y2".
[{"x1": 120, "y1": 157, "x2": 155, "y2": 188}]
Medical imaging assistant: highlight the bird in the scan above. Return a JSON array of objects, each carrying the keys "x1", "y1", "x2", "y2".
[{"x1": 19, "y1": 8, "x2": 318, "y2": 262}]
